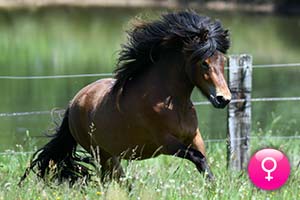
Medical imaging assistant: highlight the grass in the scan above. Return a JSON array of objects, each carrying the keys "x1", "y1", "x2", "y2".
[{"x1": 0, "y1": 133, "x2": 299, "y2": 200}]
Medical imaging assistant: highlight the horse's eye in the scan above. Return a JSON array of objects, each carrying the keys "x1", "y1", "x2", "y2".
[{"x1": 202, "y1": 61, "x2": 209, "y2": 70}]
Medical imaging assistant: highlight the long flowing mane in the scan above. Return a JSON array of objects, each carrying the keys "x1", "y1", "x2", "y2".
[{"x1": 112, "y1": 11, "x2": 230, "y2": 93}]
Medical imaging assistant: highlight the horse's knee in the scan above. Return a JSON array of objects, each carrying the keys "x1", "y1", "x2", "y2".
[{"x1": 160, "y1": 134, "x2": 214, "y2": 179}]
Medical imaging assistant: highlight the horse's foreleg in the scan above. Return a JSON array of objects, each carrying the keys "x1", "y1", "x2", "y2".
[
  {"x1": 192, "y1": 128, "x2": 206, "y2": 157},
  {"x1": 191, "y1": 129, "x2": 214, "y2": 180},
  {"x1": 161, "y1": 134, "x2": 214, "y2": 180}
]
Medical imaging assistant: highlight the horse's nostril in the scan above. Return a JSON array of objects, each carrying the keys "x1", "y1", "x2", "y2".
[
  {"x1": 216, "y1": 96, "x2": 225, "y2": 103},
  {"x1": 216, "y1": 95, "x2": 230, "y2": 105}
]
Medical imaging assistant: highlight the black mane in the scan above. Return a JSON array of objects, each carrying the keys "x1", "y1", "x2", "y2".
[{"x1": 113, "y1": 11, "x2": 230, "y2": 93}]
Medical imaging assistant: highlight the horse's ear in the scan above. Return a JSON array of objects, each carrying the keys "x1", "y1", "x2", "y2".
[
  {"x1": 223, "y1": 29, "x2": 230, "y2": 38},
  {"x1": 130, "y1": 18, "x2": 148, "y2": 30}
]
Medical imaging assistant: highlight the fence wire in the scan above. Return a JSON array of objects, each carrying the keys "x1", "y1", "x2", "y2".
[
  {"x1": 1, "y1": 96, "x2": 299, "y2": 117},
  {"x1": 0, "y1": 73, "x2": 113, "y2": 80},
  {"x1": 0, "y1": 63, "x2": 300, "y2": 80},
  {"x1": 0, "y1": 62, "x2": 300, "y2": 155},
  {"x1": 252, "y1": 63, "x2": 300, "y2": 68},
  {"x1": 193, "y1": 96, "x2": 300, "y2": 105},
  {"x1": 0, "y1": 109, "x2": 64, "y2": 117}
]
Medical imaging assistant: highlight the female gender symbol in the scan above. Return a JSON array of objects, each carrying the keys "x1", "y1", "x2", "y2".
[
  {"x1": 248, "y1": 148, "x2": 290, "y2": 190},
  {"x1": 261, "y1": 157, "x2": 277, "y2": 181}
]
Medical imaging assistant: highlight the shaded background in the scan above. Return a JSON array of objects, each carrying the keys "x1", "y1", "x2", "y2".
[{"x1": 0, "y1": 2, "x2": 299, "y2": 151}]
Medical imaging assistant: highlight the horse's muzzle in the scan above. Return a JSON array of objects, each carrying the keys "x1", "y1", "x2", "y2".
[{"x1": 209, "y1": 95, "x2": 231, "y2": 108}]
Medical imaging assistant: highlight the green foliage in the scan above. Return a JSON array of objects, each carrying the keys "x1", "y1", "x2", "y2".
[{"x1": 1, "y1": 136, "x2": 299, "y2": 200}]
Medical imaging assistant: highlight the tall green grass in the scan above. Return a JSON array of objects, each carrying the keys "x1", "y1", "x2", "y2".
[{"x1": 0, "y1": 133, "x2": 299, "y2": 200}]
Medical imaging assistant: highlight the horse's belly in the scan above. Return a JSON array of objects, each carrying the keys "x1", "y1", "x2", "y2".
[{"x1": 90, "y1": 122, "x2": 161, "y2": 159}]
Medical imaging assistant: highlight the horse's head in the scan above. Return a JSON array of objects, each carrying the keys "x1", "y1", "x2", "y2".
[
  {"x1": 190, "y1": 51, "x2": 231, "y2": 108},
  {"x1": 173, "y1": 12, "x2": 231, "y2": 108},
  {"x1": 114, "y1": 11, "x2": 231, "y2": 109}
]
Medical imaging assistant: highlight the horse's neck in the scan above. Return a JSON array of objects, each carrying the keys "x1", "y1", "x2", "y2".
[{"x1": 145, "y1": 52, "x2": 194, "y2": 104}]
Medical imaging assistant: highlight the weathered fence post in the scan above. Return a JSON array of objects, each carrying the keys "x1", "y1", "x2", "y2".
[{"x1": 227, "y1": 54, "x2": 252, "y2": 170}]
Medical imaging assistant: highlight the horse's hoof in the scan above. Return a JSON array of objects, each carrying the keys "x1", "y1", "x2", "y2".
[{"x1": 206, "y1": 172, "x2": 215, "y2": 182}]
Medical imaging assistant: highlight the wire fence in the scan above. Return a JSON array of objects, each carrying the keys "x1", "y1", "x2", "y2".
[
  {"x1": 1, "y1": 62, "x2": 299, "y2": 116},
  {"x1": 0, "y1": 62, "x2": 300, "y2": 155},
  {"x1": 0, "y1": 96, "x2": 299, "y2": 117},
  {"x1": 0, "y1": 62, "x2": 299, "y2": 116},
  {"x1": 0, "y1": 73, "x2": 113, "y2": 80},
  {"x1": 0, "y1": 109, "x2": 65, "y2": 117},
  {"x1": 0, "y1": 63, "x2": 300, "y2": 80}
]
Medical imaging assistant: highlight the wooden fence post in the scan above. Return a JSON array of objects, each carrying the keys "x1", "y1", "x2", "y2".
[{"x1": 227, "y1": 54, "x2": 252, "y2": 170}]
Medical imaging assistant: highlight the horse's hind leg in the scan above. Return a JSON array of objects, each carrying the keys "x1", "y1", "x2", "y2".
[
  {"x1": 96, "y1": 148, "x2": 125, "y2": 182},
  {"x1": 110, "y1": 156, "x2": 125, "y2": 180}
]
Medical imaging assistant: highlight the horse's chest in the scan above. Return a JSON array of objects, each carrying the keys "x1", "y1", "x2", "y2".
[
  {"x1": 154, "y1": 102, "x2": 198, "y2": 141},
  {"x1": 171, "y1": 112, "x2": 198, "y2": 141}
]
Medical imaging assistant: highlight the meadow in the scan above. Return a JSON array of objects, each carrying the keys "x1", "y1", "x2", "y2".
[{"x1": 0, "y1": 130, "x2": 299, "y2": 200}]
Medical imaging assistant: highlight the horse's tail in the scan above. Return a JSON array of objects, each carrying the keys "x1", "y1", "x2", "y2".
[{"x1": 19, "y1": 108, "x2": 93, "y2": 185}]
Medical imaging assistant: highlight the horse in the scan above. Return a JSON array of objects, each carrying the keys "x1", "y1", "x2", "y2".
[{"x1": 20, "y1": 11, "x2": 231, "y2": 184}]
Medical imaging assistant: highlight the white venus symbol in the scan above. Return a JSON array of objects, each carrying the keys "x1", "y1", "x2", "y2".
[{"x1": 261, "y1": 157, "x2": 277, "y2": 181}]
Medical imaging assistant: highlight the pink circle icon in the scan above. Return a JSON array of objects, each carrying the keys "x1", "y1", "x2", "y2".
[{"x1": 248, "y1": 148, "x2": 290, "y2": 190}]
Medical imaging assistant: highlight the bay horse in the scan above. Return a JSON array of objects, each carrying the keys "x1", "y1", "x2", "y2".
[{"x1": 20, "y1": 11, "x2": 231, "y2": 184}]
